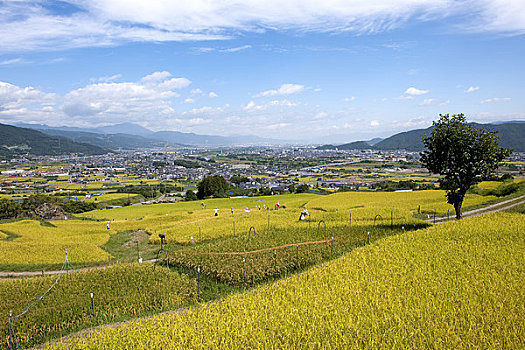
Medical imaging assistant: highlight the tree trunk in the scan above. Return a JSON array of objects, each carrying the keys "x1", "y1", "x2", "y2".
[{"x1": 454, "y1": 201, "x2": 462, "y2": 219}]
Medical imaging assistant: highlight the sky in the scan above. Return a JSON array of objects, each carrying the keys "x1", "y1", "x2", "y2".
[{"x1": 0, "y1": 0, "x2": 524, "y2": 143}]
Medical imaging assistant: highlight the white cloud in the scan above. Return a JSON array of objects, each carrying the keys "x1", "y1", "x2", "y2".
[
  {"x1": 141, "y1": 71, "x2": 173, "y2": 84},
  {"x1": 191, "y1": 88, "x2": 203, "y2": 94},
  {"x1": 184, "y1": 106, "x2": 225, "y2": 115},
  {"x1": 60, "y1": 71, "x2": 191, "y2": 125},
  {"x1": 1, "y1": 1, "x2": 525, "y2": 53},
  {"x1": 344, "y1": 96, "x2": 356, "y2": 102},
  {"x1": 184, "y1": 98, "x2": 195, "y2": 104},
  {"x1": 256, "y1": 83, "x2": 304, "y2": 97},
  {"x1": 158, "y1": 78, "x2": 192, "y2": 90},
  {"x1": 405, "y1": 87, "x2": 429, "y2": 96},
  {"x1": 393, "y1": 95, "x2": 413, "y2": 100},
  {"x1": 244, "y1": 99, "x2": 298, "y2": 111},
  {"x1": 480, "y1": 97, "x2": 511, "y2": 104},
  {"x1": 209, "y1": 92, "x2": 218, "y2": 98},
  {"x1": 0, "y1": 81, "x2": 58, "y2": 124},
  {"x1": 243, "y1": 101, "x2": 262, "y2": 111},
  {"x1": 370, "y1": 120, "x2": 380, "y2": 126},
  {"x1": 0, "y1": 81, "x2": 56, "y2": 108},
  {"x1": 419, "y1": 98, "x2": 450, "y2": 106},
  {"x1": 266, "y1": 123, "x2": 290, "y2": 130},
  {"x1": 465, "y1": 86, "x2": 479, "y2": 93},
  {"x1": 269, "y1": 99, "x2": 297, "y2": 107},
  {"x1": 91, "y1": 74, "x2": 122, "y2": 83},
  {"x1": 188, "y1": 118, "x2": 211, "y2": 125}
]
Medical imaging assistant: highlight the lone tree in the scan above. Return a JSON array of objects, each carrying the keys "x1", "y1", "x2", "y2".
[
  {"x1": 197, "y1": 175, "x2": 229, "y2": 199},
  {"x1": 420, "y1": 114, "x2": 512, "y2": 219}
]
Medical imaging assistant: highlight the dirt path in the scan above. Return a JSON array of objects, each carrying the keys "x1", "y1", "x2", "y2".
[
  {"x1": 429, "y1": 194, "x2": 525, "y2": 224},
  {"x1": 0, "y1": 259, "x2": 158, "y2": 278}
]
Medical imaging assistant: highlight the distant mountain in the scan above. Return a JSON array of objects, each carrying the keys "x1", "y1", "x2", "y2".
[
  {"x1": 39, "y1": 129, "x2": 180, "y2": 150},
  {"x1": 95, "y1": 123, "x2": 154, "y2": 137},
  {"x1": 374, "y1": 122, "x2": 525, "y2": 152},
  {"x1": 317, "y1": 122, "x2": 525, "y2": 152},
  {"x1": 151, "y1": 131, "x2": 283, "y2": 146},
  {"x1": 0, "y1": 124, "x2": 108, "y2": 158},
  {"x1": 474, "y1": 122, "x2": 525, "y2": 152},
  {"x1": 16, "y1": 122, "x2": 284, "y2": 146},
  {"x1": 15, "y1": 122, "x2": 155, "y2": 137},
  {"x1": 316, "y1": 141, "x2": 373, "y2": 150},
  {"x1": 367, "y1": 137, "x2": 383, "y2": 146},
  {"x1": 373, "y1": 128, "x2": 430, "y2": 151}
]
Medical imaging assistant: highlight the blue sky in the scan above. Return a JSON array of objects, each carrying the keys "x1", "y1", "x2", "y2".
[{"x1": 0, "y1": 1, "x2": 524, "y2": 143}]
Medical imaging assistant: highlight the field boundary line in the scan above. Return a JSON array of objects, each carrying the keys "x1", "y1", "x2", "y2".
[{"x1": 190, "y1": 239, "x2": 334, "y2": 256}]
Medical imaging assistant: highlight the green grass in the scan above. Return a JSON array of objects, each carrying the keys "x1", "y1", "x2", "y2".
[{"x1": 101, "y1": 229, "x2": 159, "y2": 263}]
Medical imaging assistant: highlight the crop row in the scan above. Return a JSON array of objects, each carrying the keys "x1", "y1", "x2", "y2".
[
  {"x1": 169, "y1": 220, "x2": 429, "y2": 285},
  {"x1": 1, "y1": 263, "x2": 196, "y2": 349},
  {"x1": 47, "y1": 212, "x2": 525, "y2": 349}
]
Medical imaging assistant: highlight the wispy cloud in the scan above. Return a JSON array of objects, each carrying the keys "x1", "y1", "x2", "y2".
[
  {"x1": 0, "y1": 58, "x2": 25, "y2": 65},
  {"x1": 465, "y1": 86, "x2": 479, "y2": 93},
  {"x1": 2, "y1": 1, "x2": 524, "y2": 53},
  {"x1": 480, "y1": 97, "x2": 511, "y2": 104},
  {"x1": 90, "y1": 74, "x2": 122, "y2": 83},
  {"x1": 419, "y1": 98, "x2": 450, "y2": 106}
]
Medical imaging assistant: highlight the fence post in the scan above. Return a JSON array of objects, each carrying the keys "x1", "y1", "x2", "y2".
[
  {"x1": 330, "y1": 236, "x2": 334, "y2": 257},
  {"x1": 136, "y1": 240, "x2": 140, "y2": 261},
  {"x1": 349, "y1": 209, "x2": 352, "y2": 233},
  {"x1": 273, "y1": 250, "x2": 277, "y2": 270},
  {"x1": 90, "y1": 292, "x2": 95, "y2": 315},
  {"x1": 8, "y1": 310, "x2": 15, "y2": 350},
  {"x1": 197, "y1": 267, "x2": 201, "y2": 301},
  {"x1": 242, "y1": 257, "x2": 246, "y2": 285},
  {"x1": 296, "y1": 244, "x2": 299, "y2": 268}
]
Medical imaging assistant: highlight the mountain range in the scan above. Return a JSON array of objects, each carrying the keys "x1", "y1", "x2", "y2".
[
  {"x1": 0, "y1": 123, "x2": 108, "y2": 159},
  {"x1": 14, "y1": 122, "x2": 283, "y2": 149},
  {"x1": 318, "y1": 122, "x2": 525, "y2": 152},
  {"x1": 3, "y1": 120, "x2": 523, "y2": 158}
]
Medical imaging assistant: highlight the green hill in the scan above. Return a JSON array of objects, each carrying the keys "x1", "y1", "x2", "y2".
[
  {"x1": 374, "y1": 122, "x2": 525, "y2": 151},
  {"x1": 38, "y1": 129, "x2": 181, "y2": 150},
  {"x1": 0, "y1": 123, "x2": 108, "y2": 158},
  {"x1": 318, "y1": 122, "x2": 525, "y2": 152}
]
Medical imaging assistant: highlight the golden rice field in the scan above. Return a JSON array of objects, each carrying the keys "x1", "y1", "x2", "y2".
[
  {"x1": 84, "y1": 193, "x2": 140, "y2": 203},
  {"x1": 0, "y1": 220, "x2": 110, "y2": 268},
  {"x1": 48, "y1": 212, "x2": 525, "y2": 349},
  {"x1": 0, "y1": 190, "x2": 497, "y2": 268},
  {"x1": 1, "y1": 264, "x2": 196, "y2": 348},
  {"x1": 477, "y1": 181, "x2": 503, "y2": 189}
]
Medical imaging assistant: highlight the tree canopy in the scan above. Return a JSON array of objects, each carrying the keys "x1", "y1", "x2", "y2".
[
  {"x1": 420, "y1": 114, "x2": 512, "y2": 219},
  {"x1": 197, "y1": 175, "x2": 229, "y2": 199}
]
